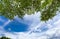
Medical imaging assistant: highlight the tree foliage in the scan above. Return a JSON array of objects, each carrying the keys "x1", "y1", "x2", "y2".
[
  {"x1": 0, "y1": 0, "x2": 60, "y2": 21},
  {"x1": 0, "y1": 36, "x2": 10, "y2": 39}
]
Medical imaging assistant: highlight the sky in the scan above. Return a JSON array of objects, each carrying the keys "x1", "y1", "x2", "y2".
[{"x1": 0, "y1": 12, "x2": 60, "y2": 39}]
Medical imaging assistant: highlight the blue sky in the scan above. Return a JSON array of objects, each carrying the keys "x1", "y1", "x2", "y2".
[
  {"x1": 4, "y1": 19, "x2": 29, "y2": 32},
  {"x1": 0, "y1": 16, "x2": 29, "y2": 32},
  {"x1": 0, "y1": 12, "x2": 60, "y2": 39},
  {"x1": 0, "y1": 16, "x2": 8, "y2": 26}
]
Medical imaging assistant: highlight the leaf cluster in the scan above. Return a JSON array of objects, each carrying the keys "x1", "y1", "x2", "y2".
[{"x1": 0, "y1": 0, "x2": 60, "y2": 21}]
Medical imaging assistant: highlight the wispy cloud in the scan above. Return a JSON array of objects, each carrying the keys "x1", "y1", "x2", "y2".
[{"x1": 0, "y1": 12, "x2": 60, "y2": 39}]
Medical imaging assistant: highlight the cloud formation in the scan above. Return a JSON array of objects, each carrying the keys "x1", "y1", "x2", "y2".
[{"x1": 0, "y1": 12, "x2": 60, "y2": 39}]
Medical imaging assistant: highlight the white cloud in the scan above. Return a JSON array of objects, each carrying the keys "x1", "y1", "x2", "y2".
[
  {"x1": 23, "y1": 12, "x2": 40, "y2": 25},
  {"x1": 0, "y1": 12, "x2": 60, "y2": 39}
]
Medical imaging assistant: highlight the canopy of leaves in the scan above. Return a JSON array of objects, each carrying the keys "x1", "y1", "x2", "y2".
[
  {"x1": 0, "y1": 0, "x2": 60, "y2": 21},
  {"x1": 0, "y1": 36, "x2": 10, "y2": 39}
]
